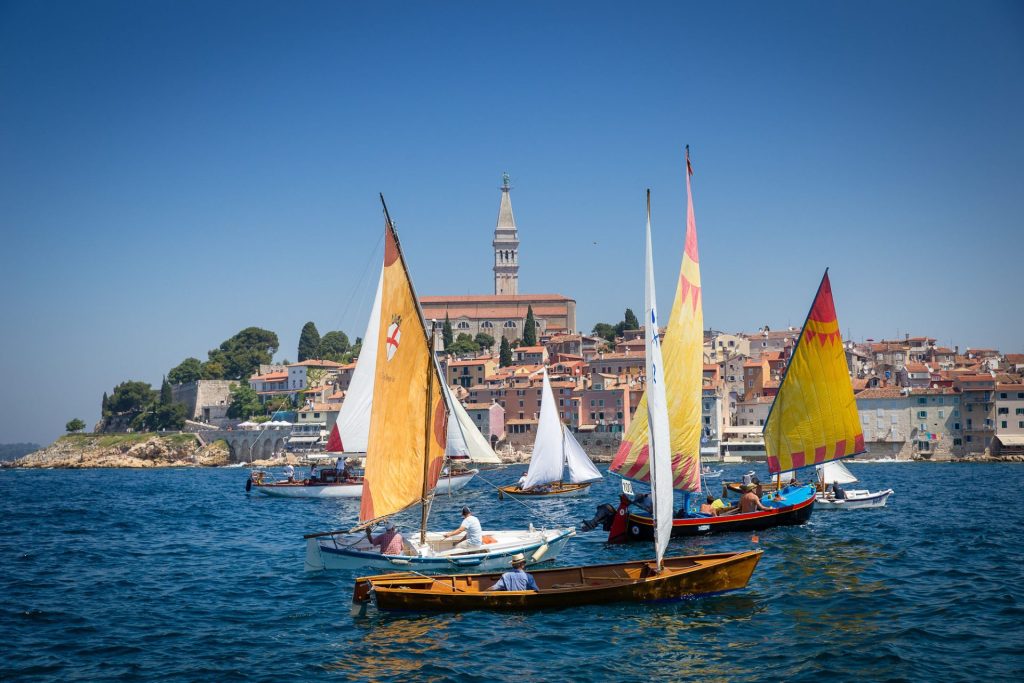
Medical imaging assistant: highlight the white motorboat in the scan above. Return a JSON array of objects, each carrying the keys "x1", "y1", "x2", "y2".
[{"x1": 814, "y1": 460, "x2": 893, "y2": 510}]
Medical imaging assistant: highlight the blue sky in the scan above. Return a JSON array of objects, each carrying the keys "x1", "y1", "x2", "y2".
[{"x1": 1, "y1": 1, "x2": 1022, "y2": 445}]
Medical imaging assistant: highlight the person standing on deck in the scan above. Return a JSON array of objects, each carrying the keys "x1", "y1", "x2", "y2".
[
  {"x1": 486, "y1": 553, "x2": 539, "y2": 592},
  {"x1": 443, "y1": 506, "x2": 482, "y2": 549}
]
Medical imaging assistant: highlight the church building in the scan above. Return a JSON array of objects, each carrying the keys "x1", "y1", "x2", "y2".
[{"x1": 419, "y1": 173, "x2": 576, "y2": 341}]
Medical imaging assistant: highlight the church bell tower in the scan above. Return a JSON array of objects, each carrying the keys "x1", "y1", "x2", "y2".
[{"x1": 493, "y1": 172, "x2": 519, "y2": 295}]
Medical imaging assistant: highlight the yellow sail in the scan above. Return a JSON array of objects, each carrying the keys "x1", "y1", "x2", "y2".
[
  {"x1": 764, "y1": 271, "x2": 864, "y2": 474},
  {"x1": 610, "y1": 151, "x2": 702, "y2": 492},
  {"x1": 359, "y1": 217, "x2": 447, "y2": 523}
]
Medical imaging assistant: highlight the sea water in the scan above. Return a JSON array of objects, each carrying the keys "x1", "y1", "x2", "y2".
[{"x1": 1, "y1": 463, "x2": 1022, "y2": 682}]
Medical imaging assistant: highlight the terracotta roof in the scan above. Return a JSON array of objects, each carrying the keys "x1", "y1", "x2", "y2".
[
  {"x1": 996, "y1": 383, "x2": 1024, "y2": 391},
  {"x1": 591, "y1": 353, "x2": 645, "y2": 361},
  {"x1": 905, "y1": 363, "x2": 930, "y2": 373},
  {"x1": 516, "y1": 346, "x2": 545, "y2": 353},
  {"x1": 288, "y1": 359, "x2": 345, "y2": 368},
  {"x1": 506, "y1": 419, "x2": 538, "y2": 425},
  {"x1": 421, "y1": 294, "x2": 574, "y2": 303},
  {"x1": 908, "y1": 387, "x2": 957, "y2": 395},
  {"x1": 464, "y1": 402, "x2": 495, "y2": 410},
  {"x1": 447, "y1": 357, "x2": 494, "y2": 367},
  {"x1": 302, "y1": 402, "x2": 339, "y2": 412},
  {"x1": 1005, "y1": 354, "x2": 1024, "y2": 364},
  {"x1": 251, "y1": 372, "x2": 288, "y2": 382},
  {"x1": 856, "y1": 387, "x2": 906, "y2": 399}
]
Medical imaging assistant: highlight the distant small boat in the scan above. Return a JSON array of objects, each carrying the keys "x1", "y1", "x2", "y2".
[
  {"x1": 815, "y1": 460, "x2": 893, "y2": 510},
  {"x1": 497, "y1": 368, "x2": 602, "y2": 500},
  {"x1": 701, "y1": 467, "x2": 723, "y2": 479}
]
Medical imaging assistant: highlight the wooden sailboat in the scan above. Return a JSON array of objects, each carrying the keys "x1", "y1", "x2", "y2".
[
  {"x1": 305, "y1": 198, "x2": 574, "y2": 571},
  {"x1": 497, "y1": 368, "x2": 602, "y2": 499},
  {"x1": 814, "y1": 459, "x2": 894, "y2": 510},
  {"x1": 351, "y1": 187, "x2": 761, "y2": 612}
]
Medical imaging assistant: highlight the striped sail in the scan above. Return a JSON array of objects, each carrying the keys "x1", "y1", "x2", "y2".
[
  {"x1": 643, "y1": 193, "x2": 674, "y2": 570},
  {"x1": 359, "y1": 219, "x2": 447, "y2": 524},
  {"x1": 610, "y1": 152, "x2": 703, "y2": 492},
  {"x1": 764, "y1": 271, "x2": 864, "y2": 475}
]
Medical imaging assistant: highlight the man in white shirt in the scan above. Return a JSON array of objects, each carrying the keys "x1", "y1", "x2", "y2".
[{"x1": 443, "y1": 506, "x2": 482, "y2": 549}]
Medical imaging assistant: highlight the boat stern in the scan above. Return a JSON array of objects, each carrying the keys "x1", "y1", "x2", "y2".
[{"x1": 351, "y1": 578, "x2": 375, "y2": 616}]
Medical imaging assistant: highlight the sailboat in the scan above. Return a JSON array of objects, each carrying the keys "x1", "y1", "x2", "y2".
[
  {"x1": 814, "y1": 459, "x2": 893, "y2": 510},
  {"x1": 497, "y1": 368, "x2": 602, "y2": 499},
  {"x1": 251, "y1": 264, "x2": 476, "y2": 498},
  {"x1": 304, "y1": 198, "x2": 574, "y2": 571},
  {"x1": 609, "y1": 149, "x2": 817, "y2": 540},
  {"x1": 351, "y1": 188, "x2": 761, "y2": 613}
]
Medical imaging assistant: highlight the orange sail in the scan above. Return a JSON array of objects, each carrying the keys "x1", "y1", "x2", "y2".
[
  {"x1": 359, "y1": 217, "x2": 447, "y2": 524},
  {"x1": 764, "y1": 270, "x2": 864, "y2": 474},
  {"x1": 610, "y1": 150, "x2": 703, "y2": 492}
]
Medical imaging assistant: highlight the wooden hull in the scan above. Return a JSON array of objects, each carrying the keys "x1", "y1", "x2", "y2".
[
  {"x1": 353, "y1": 550, "x2": 762, "y2": 612},
  {"x1": 497, "y1": 482, "x2": 591, "y2": 499},
  {"x1": 625, "y1": 485, "x2": 816, "y2": 540}
]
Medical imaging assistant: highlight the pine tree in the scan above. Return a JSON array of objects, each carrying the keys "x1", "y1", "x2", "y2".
[
  {"x1": 101, "y1": 391, "x2": 109, "y2": 417},
  {"x1": 298, "y1": 322, "x2": 321, "y2": 362},
  {"x1": 443, "y1": 314, "x2": 454, "y2": 350},
  {"x1": 523, "y1": 305, "x2": 537, "y2": 346},
  {"x1": 499, "y1": 336, "x2": 513, "y2": 367},
  {"x1": 624, "y1": 308, "x2": 640, "y2": 331},
  {"x1": 160, "y1": 377, "x2": 172, "y2": 405}
]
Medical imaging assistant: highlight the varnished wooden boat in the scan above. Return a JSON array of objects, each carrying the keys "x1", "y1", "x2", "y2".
[
  {"x1": 497, "y1": 481, "x2": 592, "y2": 499},
  {"x1": 352, "y1": 550, "x2": 762, "y2": 612}
]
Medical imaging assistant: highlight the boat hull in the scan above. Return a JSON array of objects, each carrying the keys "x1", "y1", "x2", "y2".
[
  {"x1": 815, "y1": 488, "x2": 893, "y2": 510},
  {"x1": 305, "y1": 528, "x2": 575, "y2": 572},
  {"x1": 353, "y1": 550, "x2": 763, "y2": 612},
  {"x1": 255, "y1": 470, "x2": 477, "y2": 499},
  {"x1": 625, "y1": 485, "x2": 816, "y2": 540},
  {"x1": 497, "y1": 482, "x2": 591, "y2": 499}
]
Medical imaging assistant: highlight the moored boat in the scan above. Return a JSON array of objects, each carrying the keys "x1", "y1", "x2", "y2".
[{"x1": 814, "y1": 459, "x2": 893, "y2": 509}]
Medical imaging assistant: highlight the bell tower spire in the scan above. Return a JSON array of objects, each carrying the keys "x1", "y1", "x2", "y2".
[{"x1": 493, "y1": 172, "x2": 519, "y2": 295}]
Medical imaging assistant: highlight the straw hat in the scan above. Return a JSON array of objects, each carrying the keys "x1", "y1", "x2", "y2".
[{"x1": 510, "y1": 553, "x2": 526, "y2": 567}]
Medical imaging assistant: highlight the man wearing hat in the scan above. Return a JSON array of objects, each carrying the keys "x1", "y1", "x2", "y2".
[
  {"x1": 366, "y1": 521, "x2": 404, "y2": 555},
  {"x1": 726, "y1": 483, "x2": 771, "y2": 515},
  {"x1": 443, "y1": 506, "x2": 483, "y2": 549},
  {"x1": 486, "y1": 553, "x2": 539, "y2": 592}
]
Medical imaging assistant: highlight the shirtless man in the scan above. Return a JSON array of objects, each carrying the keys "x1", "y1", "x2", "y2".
[{"x1": 728, "y1": 484, "x2": 771, "y2": 514}]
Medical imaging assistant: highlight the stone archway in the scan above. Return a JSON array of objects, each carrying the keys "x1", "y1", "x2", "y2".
[{"x1": 273, "y1": 438, "x2": 285, "y2": 456}]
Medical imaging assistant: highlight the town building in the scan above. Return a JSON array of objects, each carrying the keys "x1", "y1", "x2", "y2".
[
  {"x1": 907, "y1": 387, "x2": 963, "y2": 459},
  {"x1": 855, "y1": 387, "x2": 911, "y2": 460},
  {"x1": 994, "y1": 383, "x2": 1024, "y2": 456},
  {"x1": 956, "y1": 374, "x2": 996, "y2": 455},
  {"x1": 464, "y1": 402, "x2": 505, "y2": 446}
]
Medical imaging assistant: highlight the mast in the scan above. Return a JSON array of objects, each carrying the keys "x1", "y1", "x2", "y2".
[{"x1": 421, "y1": 325, "x2": 437, "y2": 544}]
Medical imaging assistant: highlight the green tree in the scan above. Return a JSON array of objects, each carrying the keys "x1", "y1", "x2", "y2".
[
  {"x1": 474, "y1": 332, "x2": 495, "y2": 350},
  {"x1": 66, "y1": 418, "x2": 86, "y2": 433},
  {"x1": 591, "y1": 322, "x2": 618, "y2": 344},
  {"x1": 131, "y1": 403, "x2": 187, "y2": 432},
  {"x1": 101, "y1": 391, "x2": 110, "y2": 417},
  {"x1": 523, "y1": 306, "x2": 537, "y2": 345},
  {"x1": 168, "y1": 357, "x2": 204, "y2": 385},
  {"x1": 108, "y1": 381, "x2": 158, "y2": 415},
  {"x1": 624, "y1": 308, "x2": 640, "y2": 331},
  {"x1": 449, "y1": 333, "x2": 480, "y2": 357},
  {"x1": 499, "y1": 336, "x2": 513, "y2": 367},
  {"x1": 227, "y1": 383, "x2": 263, "y2": 420},
  {"x1": 160, "y1": 377, "x2": 173, "y2": 405},
  {"x1": 442, "y1": 314, "x2": 454, "y2": 350},
  {"x1": 298, "y1": 322, "x2": 321, "y2": 362},
  {"x1": 346, "y1": 337, "x2": 363, "y2": 362},
  {"x1": 200, "y1": 360, "x2": 225, "y2": 379},
  {"x1": 207, "y1": 327, "x2": 279, "y2": 380},
  {"x1": 318, "y1": 330, "x2": 350, "y2": 361}
]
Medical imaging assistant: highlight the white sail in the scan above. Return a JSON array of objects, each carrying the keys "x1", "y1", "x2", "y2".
[
  {"x1": 443, "y1": 381, "x2": 471, "y2": 459},
  {"x1": 333, "y1": 267, "x2": 383, "y2": 454},
  {"x1": 817, "y1": 460, "x2": 858, "y2": 485},
  {"x1": 645, "y1": 194, "x2": 674, "y2": 571},
  {"x1": 452, "y1": 392, "x2": 502, "y2": 464},
  {"x1": 562, "y1": 426, "x2": 602, "y2": 484},
  {"x1": 522, "y1": 369, "x2": 569, "y2": 489}
]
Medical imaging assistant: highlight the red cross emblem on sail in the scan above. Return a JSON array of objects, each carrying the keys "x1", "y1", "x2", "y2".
[{"x1": 385, "y1": 315, "x2": 402, "y2": 362}]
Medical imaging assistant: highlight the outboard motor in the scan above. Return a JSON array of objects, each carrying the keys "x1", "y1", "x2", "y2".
[{"x1": 580, "y1": 503, "x2": 617, "y2": 532}]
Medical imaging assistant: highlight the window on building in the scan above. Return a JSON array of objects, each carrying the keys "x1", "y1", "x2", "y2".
[
  {"x1": 954, "y1": 409, "x2": 960, "y2": 417},
  {"x1": 504, "y1": 320, "x2": 517, "y2": 328},
  {"x1": 953, "y1": 422, "x2": 961, "y2": 430},
  {"x1": 1017, "y1": 408, "x2": 1024, "y2": 415},
  {"x1": 998, "y1": 407, "x2": 1009, "y2": 415},
  {"x1": 917, "y1": 398, "x2": 926, "y2": 405},
  {"x1": 1000, "y1": 392, "x2": 1008, "y2": 399},
  {"x1": 917, "y1": 410, "x2": 927, "y2": 418},
  {"x1": 938, "y1": 410, "x2": 944, "y2": 418},
  {"x1": 953, "y1": 438, "x2": 962, "y2": 446},
  {"x1": 704, "y1": 417, "x2": 711, "y2": 424},
  {"x1": 966, "y1": 435, "x2": 973, "y2": 442},
  {"x1": 1000, "y1": 420, "x2": 1007, "y2": 428}
]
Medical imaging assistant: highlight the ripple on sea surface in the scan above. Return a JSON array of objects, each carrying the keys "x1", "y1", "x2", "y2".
[{"x1": 1, "y1": 464, "x2": 1023, "y2": 682}]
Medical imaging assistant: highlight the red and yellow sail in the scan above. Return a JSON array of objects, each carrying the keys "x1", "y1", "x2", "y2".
[
  {"x1": 764, "y1": 271, "x2": 864, "y2": 474},
  {"x1": 359, "y1": 219, "x2": 447, "y2": 523},
  {"x1": 610, "y1": 151, "x2": 703, "y2": 492}
]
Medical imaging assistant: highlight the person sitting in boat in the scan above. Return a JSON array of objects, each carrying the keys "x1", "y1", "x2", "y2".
[
  {"x1": 340, "y1": 458, "x2": 357, "y2": 481},
  {"x1": 711, "y1": 496, "x2": 733, "y2": 515},
  {"x1": 486, "y1": 553, "x2": 539, "y2": 592},
  {"x1": 830, "y1": 482, "x2": 846, "y2": 500},
  {"x1": 283, "y1": 464, "x2": 295, "y2": 482},
  {"x1": 725, "y1": 484, "x2": 771, "y2": 514},
  {"x1": 443, "y1": 506, "x2": 483, "y2": 549},
  {"x1": 366, "y1": 522, "x2": 404, "y2": 555},
  {"x1": 517, "y1": 473, "x2": 528, "y2": 491},
  {"x1": 308, "y1": 464, "x2": 318, "y2": 482},
  {"x1": 699, "y1": 495, "x2": 718, "y2": 516}
]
